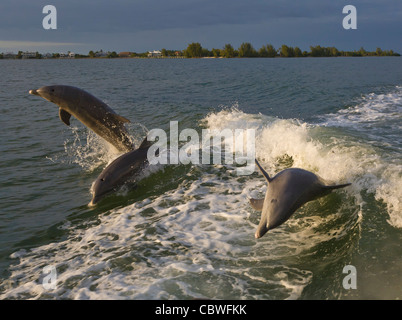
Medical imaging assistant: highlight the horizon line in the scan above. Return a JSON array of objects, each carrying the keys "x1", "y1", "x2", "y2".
[{"x1": 1, "y1": 41, "x2": 400, "y2": 56}]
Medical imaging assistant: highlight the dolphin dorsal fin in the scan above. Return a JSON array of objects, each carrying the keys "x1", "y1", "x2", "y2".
[
  {"x1": 59, "y1": 108, "x2": 72, "y2": 126},
  {"x1": 255, "y1": 159, "x2": 272, "y2": 182},
  {"x1": 138, "y1": 137, "x2": 152, "y2": 149}
]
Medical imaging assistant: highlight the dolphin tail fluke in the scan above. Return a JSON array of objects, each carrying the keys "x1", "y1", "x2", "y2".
[
  {"x1": 255, "y1": 158, "x2": 272, "y2": 182},
  {"x1": 249, "y1": 198, "x2": 264, "y2": 211}
]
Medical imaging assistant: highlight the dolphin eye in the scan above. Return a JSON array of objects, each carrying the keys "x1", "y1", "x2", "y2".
[
  {"x1": 100, "y1": 178, "x2": 105, "y2": 182},
  {"x1": 51, "y1": 89, "x2": 55, "y2": 92}
]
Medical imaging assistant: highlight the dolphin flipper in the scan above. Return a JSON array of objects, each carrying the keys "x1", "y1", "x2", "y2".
[
  {"x1": 250, "y1": 198, "x2": 264, "y2": 211},
  {"x1": 59, "y1": 108, "x2": 72, "y2": 126}
]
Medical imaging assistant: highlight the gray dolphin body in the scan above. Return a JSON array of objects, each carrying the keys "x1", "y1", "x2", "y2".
[
  {"x1": 89, "y1": 138, "x2": 153, "y2": 206},
  {"x1": 251, "y1": 159, "x2": 351, "y2": 238},
  {"x1": 29, "y1": 85, "x2": 134, "y2": 152}
]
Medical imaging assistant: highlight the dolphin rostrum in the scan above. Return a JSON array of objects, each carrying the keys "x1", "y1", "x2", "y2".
[
  {"x1": 89, "y1": 138, "x2": 153, "y2": 206},
  {"x1": 29, "y1": 85, "x2": 134, "y2": 152},
  {"x1": 251, "y1": 159, "x2": 351, "y2": 238}
]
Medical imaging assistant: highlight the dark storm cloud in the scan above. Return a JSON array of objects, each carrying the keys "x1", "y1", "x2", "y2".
[
  {"x1": 0, "y1": 0, "x2": 337, "y2": 33},
  {"x1": 58, "y1": 0, "x2": 337, "y2": 32},
  {"x1": 0, "y1": 0, "x2": 401, "y2": 53}
]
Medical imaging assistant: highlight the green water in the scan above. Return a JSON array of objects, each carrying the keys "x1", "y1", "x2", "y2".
[{"x1": 0, "y1": 57, "x2": 401, "y2": 299}]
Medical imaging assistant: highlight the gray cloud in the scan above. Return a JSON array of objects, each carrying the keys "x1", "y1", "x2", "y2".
[{"x1": 0, "y1": 0, "x2": 401, "y2": 53}]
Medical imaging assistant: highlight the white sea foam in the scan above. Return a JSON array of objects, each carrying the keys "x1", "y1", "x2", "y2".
[
  {"x1": 316, "y1": 88, "x2": 402, "y2": 228},
  {"x1": 323, "y1": 90, "x2": 402, "y2": 127},
  {"x1": 1, "y1": 167, "x2": 318, "y2": 299}
]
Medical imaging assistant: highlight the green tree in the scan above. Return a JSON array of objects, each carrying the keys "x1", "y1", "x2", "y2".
[
  {"x1": 202, "y1": 48, "x2": 212, "y2": 57},
  {"x1": 89, "y1": 50, "x2": 95, "y2": 58},
  {"x1": 107, "y1": 51, "x2": 118, "y2": 58},
  {"x1": 185, "y1": 42, "x2": 203, "y2": 58},
  {"x1": 280, "y1": 45, "x2": 294, "y2": 57},
  {"x1": 258, "y1": 45, "x2": 269, "y2": 57},
  {"x1": 259, "y1": 44, "x2": 278, "y2": 57},
  {"x1": 330, "y1": 47, "x2": 340, "y2": 57},
  {"x1": 310, "y1": 45, "x2": 323, "y2": 57},
  {"x1": 222, "y1": 44, "x2": 235, "y2": 58},
  {"x1": 161, "y1": 48, "x2": 168, "y2": 57},
  {"x1": 266, "y1": 44, "x2": 277, "y2": 57},
  {"x1": 238, "y1": 42, "x2": 257, "y2": 57},
  {"x1": 74, "y1": 53, "x2": 88, "y2": 59},
  {"x1": 358, "y1": 47, "x2": 367, "y2": 56},
  {"x1": 294, "y1": 47, "x2": 302, "y2": 57},
  {"x1": 211, "y1": 48, "x2": 221, "y2": 58}
]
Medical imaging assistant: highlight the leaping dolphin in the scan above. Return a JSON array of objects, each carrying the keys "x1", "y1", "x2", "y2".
[
  {"x1": 89, "y1": 138, "x2": 153, "y2": 206},
  {"x1": 251, "y1": 159, "x2": 351, "y2": 238},
  {"x1": 29, "y1": 85, "x2": 134, "y2": 152}
]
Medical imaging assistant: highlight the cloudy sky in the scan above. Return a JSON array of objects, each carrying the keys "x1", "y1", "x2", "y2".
[{"x1": 0, "y1": 0, "x2": 401, "y2": 54}]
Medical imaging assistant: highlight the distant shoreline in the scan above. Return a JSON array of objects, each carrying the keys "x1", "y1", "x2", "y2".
[
  {"x1": 1, "y1": 43, "x2": 400, "y2": 59},
  {"x1": 2, "y1": 56, "x2": 400, "y2": 61},
  {"x1": 1, "y1": 55, "x2": 400, "y2": 61}
]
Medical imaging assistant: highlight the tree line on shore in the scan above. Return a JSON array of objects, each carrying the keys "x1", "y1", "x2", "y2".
[
  {"x1": 1, "y1": 42, "x2": 399, "y2": 59},
  {"x1": 183, "y1": 42, "x2": 400, "y2": 58}
]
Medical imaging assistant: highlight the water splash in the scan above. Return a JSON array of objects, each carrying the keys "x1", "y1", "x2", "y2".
[{"x1": 204, "y1": 105, "x2": 401, "y2": 229}]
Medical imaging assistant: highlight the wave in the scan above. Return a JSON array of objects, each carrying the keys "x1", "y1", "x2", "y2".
[
  {"x1": 319, "y1": 87, "x2": 402, "y2": 228},
  {"x1": 321, "y1": 87, "x2": 402, "y2": 127},
  {"x1": 204, "y1": 105, "x2": 401, "y2": 229},
  {"x1": 318, "y1": 86, "x2": 402, "y2": 150}
]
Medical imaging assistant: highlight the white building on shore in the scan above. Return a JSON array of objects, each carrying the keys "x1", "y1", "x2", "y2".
[
  {"x1": 148, "y1": 50, "x2": 162, "y2": 58},
  {"x1": 21, "y1": 51, "x2": 37, "y2": 59}
]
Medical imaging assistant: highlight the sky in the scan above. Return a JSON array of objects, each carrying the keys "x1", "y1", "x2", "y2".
[{"x1": 0, "y1": 0, "x2": 401, "y2": 54}]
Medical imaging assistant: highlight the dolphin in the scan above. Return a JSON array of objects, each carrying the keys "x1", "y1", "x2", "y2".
[
  {"x1": 89, "y1": 138, "x2": 153, "y2": 206},
  {"x1": 29, "y1": 85, "x2": 134, "y2": 152},
  {"x1": 251, "y1": 159, "x2": 351, "y2": 238}
]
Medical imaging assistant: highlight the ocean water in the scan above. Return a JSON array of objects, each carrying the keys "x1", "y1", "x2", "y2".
[{"x1": 0, "y1": 57, "x2": 401, "y2": 299}]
